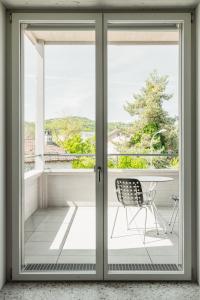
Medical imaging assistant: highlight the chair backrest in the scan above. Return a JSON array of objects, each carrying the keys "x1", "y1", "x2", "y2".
[{"x1": 115, "y1": 178, "x2": 143, "y2": 207}]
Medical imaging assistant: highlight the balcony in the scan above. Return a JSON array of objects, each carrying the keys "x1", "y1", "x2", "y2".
[{"x1": 24, "y1": 160, "x2": 180, "y2": 268}]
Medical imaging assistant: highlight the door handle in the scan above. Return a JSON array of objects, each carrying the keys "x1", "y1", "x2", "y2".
[{"x1": 97, "y1": 166, "x2": 102, "y2": 182}]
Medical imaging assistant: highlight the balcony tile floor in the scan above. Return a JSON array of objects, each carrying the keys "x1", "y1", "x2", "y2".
[{"x1": 24, "y1": 206, "x2": 180, "y2": 265}]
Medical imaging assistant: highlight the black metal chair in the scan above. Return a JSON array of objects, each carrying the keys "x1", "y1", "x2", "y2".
[{"x1": 111, "y1": 178, "x2": 163, "y2": 244}]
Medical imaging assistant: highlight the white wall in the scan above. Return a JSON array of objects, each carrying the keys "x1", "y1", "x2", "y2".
[
  {"x1": 43, "y1": 169, "x2": 179, "y2": 207},
  {"x1": 24, "y1": 172, "x2": 42, "y2": 221},
  {"x1": 0, "y1": 0, "x2": 6, "y2": 289},
  {"x1": 196, "y1": 4, "x2": 200, "y2": 284}
]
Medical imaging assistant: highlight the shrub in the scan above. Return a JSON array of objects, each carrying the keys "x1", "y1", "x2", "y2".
[
  {"x1": 72, "y1": 157, "x2": 95, "y2": 169},
  {"x1": 170, "y1": 157, "x2": 179, "y2": 169},
  {"x1": 118, "y1": 156, "x2": 148, "y2": 169}
]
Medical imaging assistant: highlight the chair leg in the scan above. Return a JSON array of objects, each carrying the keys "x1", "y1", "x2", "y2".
[
  {"x1": 169, "y1": 200, "x2": 178, "y2": 226},
  {"x1": 151, "y1": 204, "x2": 159, "y2": 235},
  {"x1": 128, "y1": 207, "x2": 142, "y2": 227},
  {"x1": 125, "y1": 207, "x2": 129, "y2": 230},
  {"x1": 111, "y1": 206, "x2": 119, "y2": 239},
  {"x1": 170, "y1": 207, "x2": 179, "y2": 234},
  {"x1": 143, "y1": 207, "x2": 148, "y2": 244},
  {"x1": 152, "y1": 202, "x2": 167, "y2": 233}
]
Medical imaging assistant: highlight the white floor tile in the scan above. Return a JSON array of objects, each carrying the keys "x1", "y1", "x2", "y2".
[
  {"x1": 108, "y1": 255, "x2": 151, "y2": 264},
  {"x1": 36, "y1": 222, "x2": 63, "y2": 232},
  {"x1": 108, "y1": 248, "x2": 148, "y2": 256},
  {"x1": 25, "y1": 256, "x2": 58, "y2": 264},
  {"x1": 25, "y1": 242, "x2": 60, "y2": 256},
  {"x1": 146, "y1": 245, "x2": 179, "y2": 256},
  {"x1": 45, "y1": 207, "x2": 70, "y2": 216},
  {"x1": 24, "y1": 231, "x2": 33, "y2": 242},
  {"x1": 24, "y1": 206, "x2": 180, "y2": 265},
  {"x1": 33, "y1": 209, "x2": 50, "y2": 216},
  {"x1": 150, "y1": 255, "x2": 179, "y2": 264},
  {"x1": 25, "y1": 215, "x2": 46, "y2": 231},
  {"x1": 57, "y1": 256, "x2": 95, "y2": 264},
  {"x1": 61, "y1": 249, "x2": 96, "y2": 256},
  {"x1": 62, "y1": 207, "x2": 95, "y2": 250},
  {"x1": 44, "y1": 215, "x2": 68, "y2": 223},
  {"x1": 28, "y1": 231, "x2": 58, "y2": 242}
]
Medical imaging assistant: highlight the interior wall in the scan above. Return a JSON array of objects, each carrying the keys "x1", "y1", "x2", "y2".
[{"x1": 0, "y1": 0, "x2": 6, "y2": 289}]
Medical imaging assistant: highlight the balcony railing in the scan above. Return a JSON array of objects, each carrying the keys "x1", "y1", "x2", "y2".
[
  {"x1": 25, "y1": 152, "x2": 178, "y2": 159},
  {"x1": 24, "y1": 152, "x2": 178, "y2": 172}
]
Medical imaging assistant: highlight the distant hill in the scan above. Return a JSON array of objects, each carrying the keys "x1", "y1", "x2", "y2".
[
  {"x1": 45, "y1": 116, "x2": 95, "y2": 132},
  {"x1": 45, "y1": 116, "x2": 131, "y2": 133},
  {"x1": 24, "y1": 116, "x2": 131, "y2": 138}
]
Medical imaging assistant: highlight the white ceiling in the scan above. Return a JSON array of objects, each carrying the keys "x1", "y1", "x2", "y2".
[
  {"x1": 1, "y1": 0, "x2": 200, "y2": 9},
  {"x1": 26, "y1": 29, "x2": 179, "y2": 43}
]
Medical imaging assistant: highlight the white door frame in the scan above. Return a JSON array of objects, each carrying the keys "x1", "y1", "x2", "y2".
[
  {"x1": 11, "y1": 12, "x2": 104, "y2": 281},
  {"x1": 11, "y1": 12, "x2": 192, "y2": 281},
  {"x1": 103, "y1": 12, "x2": 192, "y2": 280}
]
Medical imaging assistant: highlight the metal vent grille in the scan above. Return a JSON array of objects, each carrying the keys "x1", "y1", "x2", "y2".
[
  {"x1": 24, "y1": 263, "x2": 95, "y2": 272},
  {"x1": 24, "y1": 263, "x2": 180, "y2": 272},
  {"x1": 109, "y1": 263, "x2": 180, "y2": 271}
]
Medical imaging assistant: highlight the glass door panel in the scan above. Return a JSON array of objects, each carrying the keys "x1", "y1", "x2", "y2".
[
  {"x1": 106, "y1": 24, "x2": 182, "y2": 273},
  {"x1": 22, "y1": 24, "x2": 99, "y2": 274}
]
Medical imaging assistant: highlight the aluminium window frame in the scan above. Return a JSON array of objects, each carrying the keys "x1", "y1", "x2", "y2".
[
  {"x1": 11, "y1": 12, "x2": 104, "y2": 281},
  {"x1": 10, "y1": 12, "x2": 192, "y2": 281}
]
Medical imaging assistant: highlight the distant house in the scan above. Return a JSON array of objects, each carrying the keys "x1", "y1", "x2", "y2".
[
  {"x1": 108, "y1": 129, "x2": 129, "y2": 154},
  {"x1": 24, "y1": 130, "x2": 75, "y2": 171}
]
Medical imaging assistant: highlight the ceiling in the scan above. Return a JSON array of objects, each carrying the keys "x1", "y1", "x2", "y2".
[
  {"x1": 26, "y1": 29, "x2": 179, "y2": 44},
  {"x1": 1, "y1": 0, "x2": 200, "y2": 9}
]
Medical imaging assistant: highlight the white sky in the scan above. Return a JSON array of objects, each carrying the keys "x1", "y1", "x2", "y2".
[{"x1": 24, "y1": 36, "x2": 179, "y2": 123}]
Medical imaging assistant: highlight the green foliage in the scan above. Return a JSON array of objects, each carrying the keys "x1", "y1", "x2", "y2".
[
  {"x1": 59, "y1": 134, "x2": 95, "y2": 155},
  {"x1": 143, "y1": 122, "x2": 159, "y2": 135},
  {"x1": 57, "y1": 133, "x2": 95, "y2": 169},
  {"x1": 170, "y1": 157, "x2": 179, "y2": 169},
  {"x1": 122, "y1": 70, "x2": 178, "y2": 169},
  {"x1": 117, "y1": 156, "x2": 148, "y2": 169},
  {"x1": 124, "y1": 70, "x2": 172, "y2": 124},
  {"x1": 152, "y1": 157, "x2": 169, "y2": 169},
  {"x1": 107, "y1": 159, "x2": 116, "y2": 168},
  {"x1": 130, "y1": 131, "x2": 142, "y2": 145},
  {"x1": 72, "y1": 157, "x2": 95, "y2": 169}
]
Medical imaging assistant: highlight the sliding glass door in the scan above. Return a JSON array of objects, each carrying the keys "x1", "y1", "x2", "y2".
[
  {"x1": 103, "y1": 13, "x2": 191, "y2": 280},
  {"x1": 12, "y1": 13, "x2": 104, "y2": 280},
  {"x1": 105, "y1": 19, "x2": 182, "y2": 274},
  {"x1": 11, "y1": 13, "x2": 191, "y2": 280}
]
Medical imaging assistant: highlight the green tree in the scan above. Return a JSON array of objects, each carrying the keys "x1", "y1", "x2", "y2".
[
  {"x1": 59, "y1": 134, "x2": 95, "y2": 154},
  {"x1": 123, "y1": 71, "x2": 178, "y2": 168},
  {"x1": 118, "y1": 156, "x2": 148, "y2": 169},
  {"x1": 58, "y1": 134, "x2": 95, "y2": 169},
  {"x1": 45, "y1": 118, "x2": 82, "y2": 144}
]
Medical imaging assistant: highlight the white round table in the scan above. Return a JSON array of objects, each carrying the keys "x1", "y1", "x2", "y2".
[
  {"x1": 133, "y1": 176, "x2": 173, "y2": 182},
  {"x1": 134, "y1": 176, "x2": 174, "y2": 230},
  {"x1": 133, "y1": 176, "x2": 174, "y2": 192}
]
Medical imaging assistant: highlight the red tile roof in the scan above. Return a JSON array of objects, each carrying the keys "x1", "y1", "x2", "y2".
[{"x1": 24, "y1": 139, "x2": 75, "y2": 163}]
